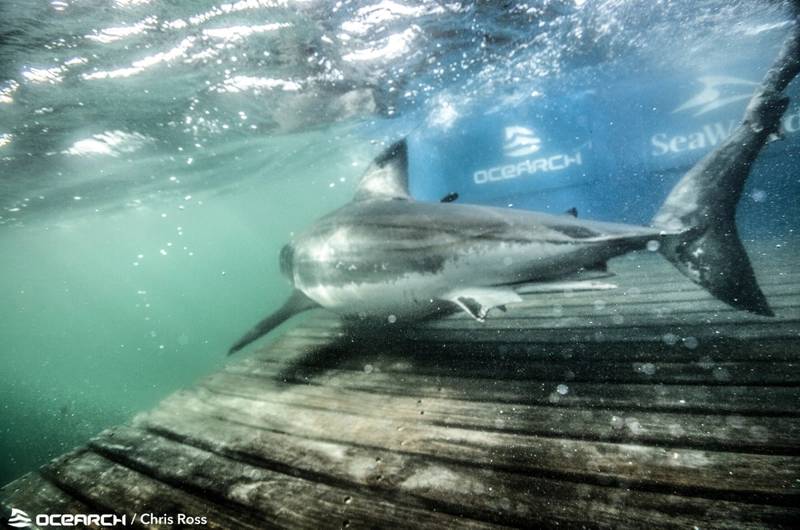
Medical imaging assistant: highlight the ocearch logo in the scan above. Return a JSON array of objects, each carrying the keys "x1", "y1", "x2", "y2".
[
  {"x1": 503, "y1": 126, "x2": 542, "y2": 157},
  {"x1": 8, "y1": 508, "x2": 31, "y2": 528},
  {"x1": 473, "y1": 123, "x2": 582, "y2": 185},
  {"x1": 5, "y1": 507, "x2": 127, "y2": 527}
]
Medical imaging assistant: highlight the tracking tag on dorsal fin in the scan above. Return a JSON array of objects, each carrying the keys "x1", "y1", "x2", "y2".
[
  {"x1": 353, "y1": 139, "x2": 411, "y2": 201},
  {"x1": 564, "y1": 207, "x2": 578, "y2": 217}
]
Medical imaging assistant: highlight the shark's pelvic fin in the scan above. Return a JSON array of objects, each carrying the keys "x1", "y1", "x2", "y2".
[
  {"x1": 228, "y1": 289, "x2": 319, "y2": 355},
  {"x1": 353, "y1": 139, "x2": 411, "y2": 202},
  {"x1": 443, "y1": 287, "x2": 523, "y2": 321}
]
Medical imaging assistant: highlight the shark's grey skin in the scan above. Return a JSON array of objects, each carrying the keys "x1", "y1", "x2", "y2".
[{"x1": 229, "y1": 19, "x2": 799, "y2": 355}]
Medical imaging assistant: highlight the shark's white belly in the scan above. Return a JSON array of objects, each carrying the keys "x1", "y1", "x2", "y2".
[
  {"x1": 300, "y1": 271, "x2": 454, "y2": 320},
  {"x1": 296, "y1": 240, "x2": 588, "y2": 320}
]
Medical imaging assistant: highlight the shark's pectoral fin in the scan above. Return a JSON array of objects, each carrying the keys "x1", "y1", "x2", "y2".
[
  {"x1": 228, "y1": 289, "x2": 319, "y2": 355},
  {"x1": 443, "y1": 287, "x2": 523, "y2": 322}
]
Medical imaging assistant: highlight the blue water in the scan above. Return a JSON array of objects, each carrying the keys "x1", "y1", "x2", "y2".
[{"x1": 0, "y1": 0, "x2": 797, "y2": 485}]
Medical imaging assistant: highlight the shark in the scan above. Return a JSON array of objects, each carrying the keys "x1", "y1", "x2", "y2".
[{"x1": 229, "y1": 20, "x2": 799, "y2": 355}]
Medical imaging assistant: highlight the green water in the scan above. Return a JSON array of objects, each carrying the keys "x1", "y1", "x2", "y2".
[
  {"x1": 0, "y1": 129, "x2": 371, "y2": 484},
  {"x1": 1, "y1": 0, "x2": 797, "y2": 491}
]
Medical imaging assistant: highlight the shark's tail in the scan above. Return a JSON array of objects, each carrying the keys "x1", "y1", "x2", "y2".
[{"x1": 651, "y1": 19, "x2": 799, "y2": 317}]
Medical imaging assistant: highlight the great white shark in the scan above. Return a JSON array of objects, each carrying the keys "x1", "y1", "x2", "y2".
[{"x1": 229, "y1": 20, "x2": 799, "y2": 355}]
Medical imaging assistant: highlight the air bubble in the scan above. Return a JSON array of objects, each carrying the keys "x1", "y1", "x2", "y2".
[
  {"x1": 646, "y1": 240, "x2": 660, "y2": 252},
  {"x1": 638, "y1": 362, "x2": 656, "y2": 375},
  {"x1": 593, "y1": 300, "x2": 606, "y2": 311}
]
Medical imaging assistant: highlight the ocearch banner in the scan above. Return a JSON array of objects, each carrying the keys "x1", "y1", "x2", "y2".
[
  {"x1": 407, "y1": 90, "x2": 596, "y2": 212},
  {"x1": 408, "y1": 47, "x2": 799, "y2": 223}
]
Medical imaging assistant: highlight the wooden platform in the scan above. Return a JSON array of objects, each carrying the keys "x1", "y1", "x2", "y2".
[{"x1": 2, "y1": 246, "x2": 799, "y2": 529}]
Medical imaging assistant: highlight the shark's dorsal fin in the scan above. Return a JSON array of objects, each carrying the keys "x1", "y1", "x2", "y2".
[{"x1": 354, "y1": 139, "x2": 411, "y2": 201}]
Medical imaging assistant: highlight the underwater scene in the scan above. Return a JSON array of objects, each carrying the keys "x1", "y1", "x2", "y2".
[{"x1": 1, "y1": 0, "x2": 799, "y2": 528}]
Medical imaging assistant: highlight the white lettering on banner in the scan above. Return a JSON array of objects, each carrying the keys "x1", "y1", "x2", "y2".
[
  {"x1": 474, "y1": 152, "x2": 583, "y2": 185},
  {"x1": 651, "y1": 107, "x2": 800, "y2": 157}
]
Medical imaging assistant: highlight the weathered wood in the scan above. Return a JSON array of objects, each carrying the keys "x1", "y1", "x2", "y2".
[
  {"x1": 403, "y1": 320, "x2": 800, "y2": 344},
  {"x1": 242, "y1": 354, "x2": 800, "y2": 386},
  {"x1": 89, "y1": 426, "x2": 500, "y2": 530},
  {"x1": 0, "y1": 472, "x2": 91, "y2": 526},
  {"x1": 142, "y1": 387, "x2": 800, "y2": 503},
  {"x1": 204, "y1": 368, "x2": 800, "y2": 454},
  {"x1": 271, "y1": 332, "x2": 800, "y2": 363},
  {"x1": 42, "y1": 448, "x2": 267, "y2": 530},
  {"x1": 113, "y1": 416, "x2": 797, "y2": 529},
  {"x1": 229, "y1": 360, "x2": 800, "y2": 416}
]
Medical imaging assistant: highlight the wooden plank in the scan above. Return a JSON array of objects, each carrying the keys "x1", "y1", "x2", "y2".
[
  {"x1": 0, "y1": 472, "x2": 91, "y2": 526},
  {"x1": 402, "y1": 321, "x2": 800, "y2": 344},
  {"x1": 204, "y1": 369, "x2": 800, "y2": 454},
  {"x1": 143, "y1": 387, "x2": 800, "y2": 503},
  {"x1": 129, "y1": 408, "x2": 798, "y2": 529},
  {"x1": 241, "y1": 354, "x2": 800, "y2": 386},
  {"x1": 230, "y1": 359, "x2": 800, "y2": 416},
  {"x1": 270, "y1": 332, "x2": 800, "y2": 363},
  {"x1": 87, "y1": 426, "x2": 500, "y2": 530},
  {"x1": 41, "y1": 448, "x2": 267, "y2": 529}
]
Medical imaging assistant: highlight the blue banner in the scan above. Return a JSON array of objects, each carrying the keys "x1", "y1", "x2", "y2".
[{"x1": 407, "y1": 38, "x2": 800, "y2": 228}]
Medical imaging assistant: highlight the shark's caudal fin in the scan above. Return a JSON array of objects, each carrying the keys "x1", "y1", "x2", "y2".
[
  {"x1": 228, "y1": 290, "x2": 319, "y2": 355},
  {"x1": 652, "y1": 20, "x2": 799, "y2": 317}
]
